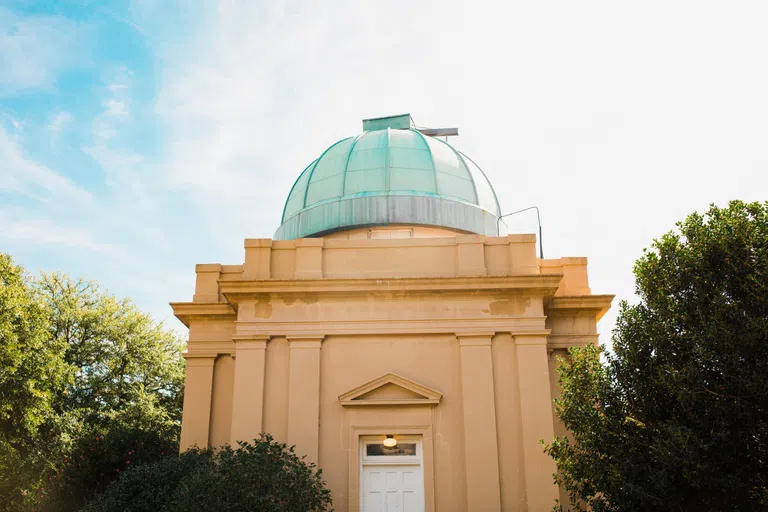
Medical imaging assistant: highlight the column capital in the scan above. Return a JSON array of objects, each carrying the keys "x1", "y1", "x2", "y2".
[
  {"x1": 457, "y1": 332, "x2": 494, "y2": 346},
  {"x1": 514, "y1": 332, "x2": 550, "y2": 346},
  {"x1": 287, "y1": 334, "x2": 325, "y2": 349},
  {"x1": 183, "y1": 352, "x2": 218, "y2": 366},
  {"x1": 232, "y1": 333, "x2": 270, "y2": 350}
]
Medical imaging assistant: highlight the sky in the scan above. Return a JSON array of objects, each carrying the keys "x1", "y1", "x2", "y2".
[{"x1": 1, "y1": 0, "x2": 766, "y2": 342}]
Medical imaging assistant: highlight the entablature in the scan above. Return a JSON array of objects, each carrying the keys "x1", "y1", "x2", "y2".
[{"x1": 218, "y1": 274, "x2": 564, "y2": 303}]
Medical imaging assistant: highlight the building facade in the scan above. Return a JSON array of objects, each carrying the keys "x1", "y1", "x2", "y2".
[{"x1": 172, "y1": 115, "x2": 612, "y2": 511}]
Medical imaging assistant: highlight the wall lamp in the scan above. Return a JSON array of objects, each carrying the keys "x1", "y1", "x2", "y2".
[
  {"x1": 383, "y1": 435, "x2": 397, "y2": 448},
  {"x1": 497, "y1": 206, "x2": 544, "y2": 259}
]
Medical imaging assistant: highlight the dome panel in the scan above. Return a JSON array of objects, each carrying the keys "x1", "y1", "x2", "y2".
[
  {"x1": 308, "y1": 137, "x2": 354, "y2": 182},
  {"x1": 352, "y1": 130, "x2": 387, "y2": 150},
  {"x1": 344, "y1": 168, "x2": 386, "y2": 195},
  {"x1": 388, "y1": 128, "x2": 423, "y2": 148},
  {"x1": 282, "y1": 160, "x2": 316, "y2": 219},
  {"x1": 305, "y1": 173, "x2": 344, "y2": 205},
  {"x1": 389, "y1": 147, "x2": 433, "y2": 171},
  {"x1": 436, "y1": 172, "x2": 476, "y2": 203},
  {"x1": 276, "y1": 123, "x2": 502, "y2": 239},
  {"x1": 459, "y1": 152, "x2": 499, "y2": 215},
  {"x1": 390, "y1": 168, "x2": 437, "y2": 194},
  {"x1": 347, "y1": 148, "x2": 386, "y2": 172},
  {"x1": 423, "y1": 137, "x2": 471, "y2": 180}
]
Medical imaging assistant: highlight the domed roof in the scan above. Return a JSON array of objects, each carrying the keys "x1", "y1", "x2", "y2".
[{"x1": 275, "y1": 115, "x2": 501, "y2": 240}]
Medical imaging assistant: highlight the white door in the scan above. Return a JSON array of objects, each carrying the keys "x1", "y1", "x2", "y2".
[{"x1": 361, "y1": 437, "x2": 424, "y2": 512}]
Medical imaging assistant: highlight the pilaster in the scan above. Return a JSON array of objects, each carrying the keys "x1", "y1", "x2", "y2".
[
  {"x1": 458, "y1": 333, "x2": 502, "y2": 511},
  {"x1": 514, "y1": 334, "x2": 559, "y2": 510},
  {"x1": 287, "y1": 335, "x2": 324, "y2": 463},
  {"x1": 179, "y1": 353, "x2": 216, "y2": 450},
  {"x1": 230, "y1": 334, "x2": 269, "y2": 445}
]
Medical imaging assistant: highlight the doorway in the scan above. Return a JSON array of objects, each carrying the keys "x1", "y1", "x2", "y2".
[{"x1": 360, "y1": 436, "x2": 424, "y2": 512}]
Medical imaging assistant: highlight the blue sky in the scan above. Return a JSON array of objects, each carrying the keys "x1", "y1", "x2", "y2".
[{"x1": 2, "y1": 0, "x2": 767, "y2": 340}]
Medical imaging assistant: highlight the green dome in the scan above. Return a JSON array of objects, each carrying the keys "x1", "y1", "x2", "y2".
[{"x1": 276, "y1": 119, "x2": 501, "y2": 240}]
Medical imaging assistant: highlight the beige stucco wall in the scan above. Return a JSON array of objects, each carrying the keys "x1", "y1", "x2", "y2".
[{"x1": 172, "y1": 230, "x2": 612, "y2": 511}]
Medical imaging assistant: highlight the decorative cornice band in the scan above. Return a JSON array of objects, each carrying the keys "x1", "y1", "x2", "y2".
[
  {"x1": 234, "y1": 318, "x2": 547, "y2": 337},
  {"x1": 219, "y1": 274, "x2": 563, "y2": 300},
  {"x1": 170, "y1": 302, "x2": 237, "y2": 327}
]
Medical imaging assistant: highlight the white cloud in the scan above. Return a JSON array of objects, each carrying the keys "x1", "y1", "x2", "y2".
[
  {"x1": 48, "y1": 111, "x2": 73, "y2": 134},
  {"x1": 91, "y1": 67, "x2": 133, "y2": 144},
  {"x1": 0, "y1": 123, "x2": 92, "y2": 204},
  {"x1": 0, "y1": 214, "x2": 115, "y2": 255},
  {"x1": 0, "y1": 7, "x2": 88, "y2": 95},
  {"x1": 103, "y1": 99, "x2": 129, "y2": 120},
  {"x1": 6, "y1": 0, "x2": 767, "y2": 339},
  {"x1": 137, "y1": 0, "x2": 768, "y2": 343}
]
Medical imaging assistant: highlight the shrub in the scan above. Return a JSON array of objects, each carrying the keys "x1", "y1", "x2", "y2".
[
  {"x1": 85, "y1": 434, "x2": 333, "y2": 512},
  {"x1": 40, "y1": 417, "x2": 178, "y2": 512}
]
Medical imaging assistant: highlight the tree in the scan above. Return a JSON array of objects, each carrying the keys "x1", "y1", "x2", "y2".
[
  {"x1": 546, "y1": 201, "x2": 768, "y2": 511},
  {"x1": 83, "y1": 434, "x2": 333, "y2": 512},
  {"x1": 0, "y1": 256, "x2": 186, "y2": 511},
  {"x1": 34, "y1": 273, "x2": 186, "y2": 426},
  {"x1": 32, "y1": 273, "x2": 187, "y2": 511},
  {"x1": 0, "y1": 254, "x2": 70, "y2": 511}
]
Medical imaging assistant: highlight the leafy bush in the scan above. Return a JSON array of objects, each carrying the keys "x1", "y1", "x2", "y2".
[
  {"x1": 40, "y1": 414, "x2": 178, "y2": 512},
  {"x1": 85, "y1": 434, "x2": 332, "y2": 512}
]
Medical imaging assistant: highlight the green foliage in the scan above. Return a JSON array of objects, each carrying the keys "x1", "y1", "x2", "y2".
[
  {"x1": 0, "y1": 254, "x2": 71, "y2": 510},
  {"x1": 35, "y1": 272, "x2": 186, "y2": 425},
  {"x1": 0, "y1": 255, "x2": 70, "y2": 446},
  {"x1": 0, "y1": 254, "x2": 186, "y2": 511},
  {"x1": 40, "y1": 416, "x2": 178, "y2": 512},
  {"x1": 84, "y1": 434, "x2": 333, "y2": 512},
  {"x1": 546, "y1": 201, "x2": 768, "y2": 511}
]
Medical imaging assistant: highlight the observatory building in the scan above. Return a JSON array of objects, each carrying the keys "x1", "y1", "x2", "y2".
[{"x1": 172, "y1": 114, "x2": 612, "y2": 511}]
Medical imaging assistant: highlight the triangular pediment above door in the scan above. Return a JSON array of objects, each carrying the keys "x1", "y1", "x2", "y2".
[{"x1": 338, "y1": 373, "x2": 442, "y2": 406}]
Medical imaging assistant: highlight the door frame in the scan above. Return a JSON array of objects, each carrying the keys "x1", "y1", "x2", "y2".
[
  {"x1": 348, "y1": 426, "x2": 435, "y2": 512},
  {"x1": 360, "y1": 435, "x2": 424, "y2": 511}
]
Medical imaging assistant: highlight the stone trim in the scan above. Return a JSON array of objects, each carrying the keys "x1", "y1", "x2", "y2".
[{"x1": 338, "y1": 373, "x2": 442, "y2": 406}]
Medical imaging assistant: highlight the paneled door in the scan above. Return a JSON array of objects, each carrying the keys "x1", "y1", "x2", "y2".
[{"x1": 361, "y1": 437, "x2": 424, "y2": 512}]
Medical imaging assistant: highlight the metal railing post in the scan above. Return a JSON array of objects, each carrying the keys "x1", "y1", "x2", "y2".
[{"x1": 496, "y1": 206, "x2": 544, "y2": 259}]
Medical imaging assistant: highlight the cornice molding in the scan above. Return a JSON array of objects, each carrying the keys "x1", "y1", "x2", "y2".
[
  {"x1": 545, "y1": 294, "x2": 614, "y2": 321},
  {"x1": 233, "y1": 317, "x2": 548, "y2": 337},
  {"x1": 547, "y1": 334, "x2": 600, "y2": 349},
  {"x1": 219, "y1": 274, "x2": 564, "y2": 302},
  {"x1": 170, "y1": 302, "x2": 237, "y2": 327}
]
